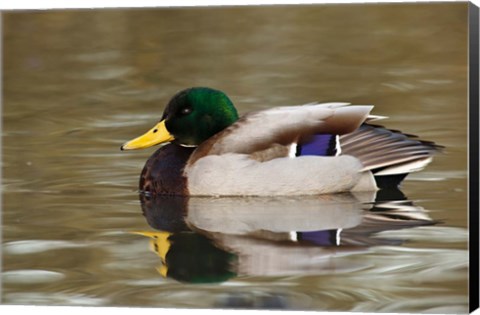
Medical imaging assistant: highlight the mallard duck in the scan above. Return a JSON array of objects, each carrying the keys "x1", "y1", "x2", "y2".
[{"x1": 121, "y1": 87, "x2": 440, "y2": 196}]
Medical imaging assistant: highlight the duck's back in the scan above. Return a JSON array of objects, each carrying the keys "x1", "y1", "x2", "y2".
[{"x1": 140, "y1": 144, "x2": 195, "y2": 195}]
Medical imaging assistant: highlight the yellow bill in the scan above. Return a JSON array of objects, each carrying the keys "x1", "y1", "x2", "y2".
[{"x1": 121, "y1": 120, "x2": 174, "y2": 150}]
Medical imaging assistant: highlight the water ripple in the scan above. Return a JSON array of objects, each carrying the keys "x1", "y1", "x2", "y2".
[
  {"x1": 2, "y1": 270, "x2": 65, "y2": 284},
  {"x1": 4, "y1": 240, "x2": 87, "y2": 255}
]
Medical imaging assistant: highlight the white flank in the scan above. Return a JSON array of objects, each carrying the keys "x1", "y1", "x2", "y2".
[{"x1": 185, "y1": 154, "x2": 366, "y2": 196}]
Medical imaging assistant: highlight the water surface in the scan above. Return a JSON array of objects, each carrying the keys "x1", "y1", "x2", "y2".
[{"x1": 2, "y1": 3, "x2": 469, "y2": 313}]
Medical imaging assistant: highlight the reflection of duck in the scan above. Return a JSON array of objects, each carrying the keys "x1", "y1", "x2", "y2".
[
  {"x1": 121, "y1": 87, "x2": 441, "y2": 196},
  {"x1": 137, "y1": 190, "x2": 435, "y2": 282}
]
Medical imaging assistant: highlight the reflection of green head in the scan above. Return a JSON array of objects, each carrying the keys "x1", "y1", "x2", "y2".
[
  {"x1": 162, "y1": 87, "x2": 239, "y2": 146},
  {"x1": 165, "y1": 232, "x2": 237, "y2": 283}
]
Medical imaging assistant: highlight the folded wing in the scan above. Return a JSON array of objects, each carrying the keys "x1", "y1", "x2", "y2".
[{"x1": 188, "y1": 103, "x2": 373, "y2": 165}]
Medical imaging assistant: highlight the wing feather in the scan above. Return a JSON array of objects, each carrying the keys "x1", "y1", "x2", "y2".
[{"x1": 340, "y1": 124, "x2": 442, "y2": 174}]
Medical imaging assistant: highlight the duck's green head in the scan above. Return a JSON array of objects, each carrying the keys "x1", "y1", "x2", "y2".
[{"x1": 121, "y1": 87, "x2": 239, "y2": 150}]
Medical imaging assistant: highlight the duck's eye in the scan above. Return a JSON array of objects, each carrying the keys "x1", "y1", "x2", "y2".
[{"x1": 180, "y1": 107, "x2": 192, "y2": 115}]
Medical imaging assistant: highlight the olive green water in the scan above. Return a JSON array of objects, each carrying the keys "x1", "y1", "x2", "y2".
[{"x1": 1, "y1": 3, "x2": 469, "y2": 313}]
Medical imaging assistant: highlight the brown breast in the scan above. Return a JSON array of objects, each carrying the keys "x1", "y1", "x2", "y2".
[{"x1": 139, "y1": 144, "x2": 195, "y2": 195}]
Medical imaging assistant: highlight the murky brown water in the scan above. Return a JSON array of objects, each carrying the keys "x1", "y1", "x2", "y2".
[{"x1": 2, "y1": 3, "x2": 469, "y2": 313}]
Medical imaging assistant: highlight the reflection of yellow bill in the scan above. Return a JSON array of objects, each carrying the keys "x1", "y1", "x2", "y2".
[
  {"x1": 157, "y1": 265, "x2": 168, "y2": 277},
  {"x1": 131, "y1": 230, "x2": 172, "y2": 277},
  {"x1": 121, "y1": 120, "x2": 174, "y2": 150}
]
